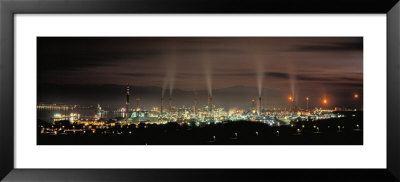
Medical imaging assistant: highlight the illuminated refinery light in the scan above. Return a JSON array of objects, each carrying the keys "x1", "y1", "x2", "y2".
[{"x1": 37, "y1": 79, "x2": 363, "y2": 139}]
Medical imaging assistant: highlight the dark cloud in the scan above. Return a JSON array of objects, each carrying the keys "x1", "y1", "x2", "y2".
[
  {"x1": 120, "y1": 73, "x2": 165, "y2": 77},
  {"x1": 291, "y1": 39, "x2": 363, "y2": 52},
  {"x1": 264, "y1": 72, "x2": 290, "y2": 79}
]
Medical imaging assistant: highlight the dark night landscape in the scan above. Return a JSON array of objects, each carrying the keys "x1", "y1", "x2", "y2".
[{"x1": 37, "y1": 37, "x2": 363, "y2": 145}]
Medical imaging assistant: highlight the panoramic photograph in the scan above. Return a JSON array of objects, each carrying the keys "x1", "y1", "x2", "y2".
[{"x1": 37, "y1": 37, "x2": 363, "y2": 145}]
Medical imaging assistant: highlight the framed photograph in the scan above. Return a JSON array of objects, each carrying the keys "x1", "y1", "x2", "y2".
[{"x1": 1, "y1": 0, "x2": 399, "y2": 181}]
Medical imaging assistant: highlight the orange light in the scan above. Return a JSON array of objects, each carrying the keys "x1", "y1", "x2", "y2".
[
  {"x1": 288, "y1": 96, "x2": 293, "y2": 101},
  {"x1": 323, "y1": 99, "x2": 328, "y2": 104},
  {"x1": 354, "y1": 94, "x2": 359, "y2": 99},
  {"x1": 306, "y1": 97, "x2": 309, "y2": 101}
]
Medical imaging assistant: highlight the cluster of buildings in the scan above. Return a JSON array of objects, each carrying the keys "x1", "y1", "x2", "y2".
[{"x1": 37, "y1": 83, "x2": 356, "y2": 136}]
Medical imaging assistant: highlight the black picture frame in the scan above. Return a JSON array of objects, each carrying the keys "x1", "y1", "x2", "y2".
[{"x1": 1, "y1": 0, "x2": 399, "y2": 181}]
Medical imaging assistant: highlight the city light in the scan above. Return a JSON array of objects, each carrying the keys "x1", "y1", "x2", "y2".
[{"x1": 37, "y1": 82, "x2": 362, "y2": 144}]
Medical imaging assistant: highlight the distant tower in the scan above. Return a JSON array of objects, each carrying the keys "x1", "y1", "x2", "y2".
[
  {"x1": 160, "y1": 97, "x2": 164, "y2": 117},
  {"x1": 136, "y1": 98, "x2": 140, "y2": 111},
  {"x1": 168, "y1": 96, "x2": 172, "y2": 122},
  {"x1": 207, "y1": 94, "x2": 212, "y2": 113},
  {"x1": 251, "y1": 99, "x2": 256, "y2": 110},
  {"x1": 97, "y1": 104, "x2": 102, "y2": 118},
  {"x1": 194, "y1": 96, "x2": 198, "y2": 117},
  {"x1": 258, "y1": 97, "x2": 262, "y2": 115},
  {"x1": 290, "y1": 98, "x2": 298, "y2": 112},
  {"x1": 125, "y1": 83, "x2": 130, "y2": 119},
  {"x1": 306, "y1": 97, "x2": 310, "y2": 111},
  {"x1": 169, "y1": 96, "x2": 172, "y2": 111}
]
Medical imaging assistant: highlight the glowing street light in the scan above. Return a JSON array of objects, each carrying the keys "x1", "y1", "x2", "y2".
[{"x1": 322, "y1": 98, "x2": 328, "y2": 104}]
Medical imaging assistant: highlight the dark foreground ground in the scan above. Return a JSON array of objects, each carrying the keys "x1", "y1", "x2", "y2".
[{"x1": 38, "y1": 112, "x2": 363, "y2": 145}]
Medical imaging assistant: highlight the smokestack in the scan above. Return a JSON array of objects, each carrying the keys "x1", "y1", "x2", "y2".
[
  {"x1": 168, "y1": 96, "x2": 173, "y2": 122},
  {"x1": 126, "y1": 83, "x2": 130, "y2": 105},
  {"x1": 160, "y1": 97, "x2": 163, "y2": 117},
  {"x1": 136, "y1": 98, "x2": 140, "y2": 111},
  {"x1": 194, "y1": 97, "x2": 198, "y2": 116},
  {"x1": 258, "y1": 97, "x2": 262, "y2": 115},
  {"x1": 208, "y1": 94, "x2": 212, "y2": 113},
  {"x1": 169, "y1": 96, "x2": 172, "y2": 111},
  {"x1": 291, "y1": 98, "x2": 297, "y2": 112},
  {"x1": 125, "y1": 83, "x2": 131, "y2": 119}
]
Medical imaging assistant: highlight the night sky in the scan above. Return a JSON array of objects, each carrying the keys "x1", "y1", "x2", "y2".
[{"x1": 37, "y1": 37, "x2": 363, "y2": 110}]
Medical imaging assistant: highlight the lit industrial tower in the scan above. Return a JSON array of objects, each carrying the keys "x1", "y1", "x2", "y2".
[
  {"x1": 168, "y1": 96, "x2": 172, "y2": 122},
  {"x1": 97, "y1": 104, "x2": 102, "y2": 118},
  {"x1": 194, "y1": 96, "x2": 198, "y2": 117},
  {"x1": 125, "y1": 83, "x2": 131, "y2": 119},
  {"x1": 258, "y1": 96, "x2": 262, "y2": 115},
  {"x1": 160, "y1": 97, "x2": 164, "y2": 117},
  {"x1": 207, "y1": 94, "x2": 212, "y2": 113},
  {"x1": 136, "y1": 97, "x2": 140, "y2": 111},
  {"x1": 288, "y1": 96, "x2": 297, "y2": 112},
  {"x1": 251, "y1": 99, "x2": 256, "y2": 111},
  {"x1": 306, "y1": 97, "x2": 310, "y2": 111},
  {"x1": 169, "y1": 96, "x2": 172, "y2": 111}
]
